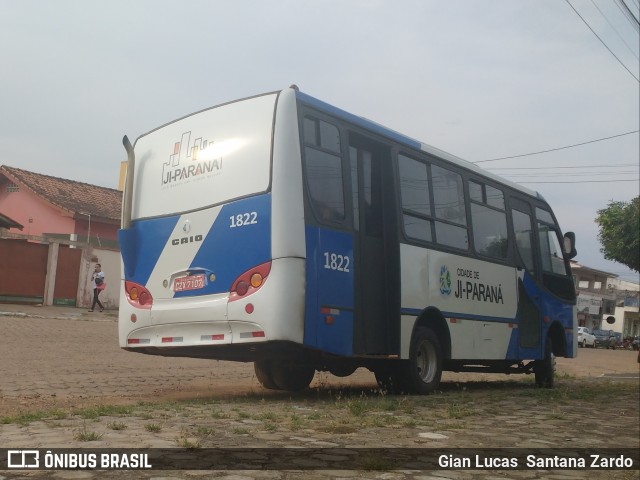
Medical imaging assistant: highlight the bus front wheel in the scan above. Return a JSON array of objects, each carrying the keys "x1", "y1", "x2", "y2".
[
  {"x1": 403, "y1": 327, "x2": 443, "y2": 394},
  {"x1": 534, "y1": 337, "x2": 555, "y2": 389}
]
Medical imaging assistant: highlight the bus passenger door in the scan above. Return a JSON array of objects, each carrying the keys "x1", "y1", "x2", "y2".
[
  {"x1": 511, "y1": 199, "x2": 542, "y2": 358},
  {"x1": 349, "y1": 136, "x2": 399, "y2": 355}
]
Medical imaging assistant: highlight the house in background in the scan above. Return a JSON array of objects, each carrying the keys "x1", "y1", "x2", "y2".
[
  {"x1": 0, "y1": 165, "x2": 121, "y2": 247},
  {"x1": 0, "y1": 165, "x2": 122, "y2": 308},
  {"x1": 571, "y1": 260, "x2": 640, "y2": 341},
  {"x1": 604, "y1": 278, "x2": 640, "y2": 341},
  {"x1": 571, "y1": 261, "x2": 617, "y2": 331}
]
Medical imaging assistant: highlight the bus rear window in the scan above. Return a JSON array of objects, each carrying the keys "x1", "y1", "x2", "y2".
[{"x1": 131, "y1": 93, "x2": 277, "y2": 220}]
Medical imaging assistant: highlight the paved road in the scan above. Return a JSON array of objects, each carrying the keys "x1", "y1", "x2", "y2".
[
  {"x1": 1, "y1": 305, "x2": 638, "y2": 415},
  {"x1": 0, "y1": 306, "x2": 379, "y2": 415}
]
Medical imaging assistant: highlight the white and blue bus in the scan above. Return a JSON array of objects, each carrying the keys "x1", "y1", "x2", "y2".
[{"x1": 118, "y1": 85, "x2": 577, "y2": 393}]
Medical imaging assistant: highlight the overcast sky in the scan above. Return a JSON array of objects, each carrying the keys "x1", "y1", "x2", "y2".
[{"x1": 1, "y1": 0, "x2": 638, "y2": 281}]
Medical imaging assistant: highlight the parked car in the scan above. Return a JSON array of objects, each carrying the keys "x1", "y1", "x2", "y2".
[
  {"x1": 577, "y1": 327, "x2": 596, "y2": 348},
  {"x1": 614, "y1": 332, "x2": 623, "y2": 348},
  {"x1": 593, "y1": 329, "x2": 616, "y2": 349}
]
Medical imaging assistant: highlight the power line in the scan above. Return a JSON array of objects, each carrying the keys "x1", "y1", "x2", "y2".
[
  {"x1": 591, "y1": 0, "x2": 639, "y2": 60},
  {"x1": 565, "y1": 0, "x2": 640, "y2": 82},
  {"x1": 616, "y1": 0, "x2": 640, "y2": 30},
  {"x1": 508, "y1": 171, "x2": 638, "y2": 178},
  {"x1": 487, "y1": 163, "x2": 638, "y2": 170},
  {"x1": 475, "y1": 130, "x2": 639, "y2": 163},
  {"x1": 518, "y1": 178, "x2": 639, "y2": 184}
]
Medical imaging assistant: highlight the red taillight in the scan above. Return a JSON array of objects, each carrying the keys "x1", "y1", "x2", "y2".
[
  {"x1": 236, "y1": 281, "x2": 249, "y2": 296},
  {"x1": 125, "y1": 280, "x2": 153, "y2": 309},
  {"x1": 229, "y1": 261, "x2": 271, "y2": 302}
]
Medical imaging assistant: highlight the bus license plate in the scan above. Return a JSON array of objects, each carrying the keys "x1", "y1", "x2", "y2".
[{"x1": 174, "y1": 274, "x2": 205, "y2": 292}]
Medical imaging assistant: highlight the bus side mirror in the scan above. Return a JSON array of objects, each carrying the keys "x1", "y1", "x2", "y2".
[{"x1": 564, "y1": 232, "x2": 577, "y2": 259}]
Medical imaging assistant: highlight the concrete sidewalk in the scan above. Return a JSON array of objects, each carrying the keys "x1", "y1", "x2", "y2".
[{"x1": 0, "y1": 303, "x2": 117, "y2": 321}]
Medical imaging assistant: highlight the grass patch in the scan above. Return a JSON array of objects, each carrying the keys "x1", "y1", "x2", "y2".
[
  {"x1": 318, "y1": 422, "x2": 357, "y2": 434},
  {"x1": 196, "y1": 426, "x2": 215, "y2": 436},
  {"x1": 145, "y1": 423, "x2": 162, "y2": 433},
  {"x1": 447, "y1": 403, "x2": 476, "y2": 419},
  {"x1": 346, "y1": 398, "x2": 370, "y2": 417},
  {"x1": 263, "y1": 422, "x2": 277, "y2": 432},
  {"x1": 175, "y1": 435, "x2": 201, "y2": 449},
  {"x1": 107, "y1": 421, "x2": 127, "y2": 431},
  {"x1": 74, "y1": 405, "x2": 133, "y2": 420},
  {"x1": 257, "y1": 411, "x2": 277, "y2": 421},
  {"x1": 438, "y1": 421, "x2": 467, "y2": 430},
  {"x1": 518, "y1": 381, "x2": 635, "y2": 402},
  {"x1": 74, "y1": 425, "x2": 104, "y2": 441},
  {"x1": 290, "y1": 413, "x2": 305, "y2": 430}
]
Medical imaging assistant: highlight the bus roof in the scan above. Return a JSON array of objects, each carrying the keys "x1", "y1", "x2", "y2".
[{"x1": 295, "y1": 89, "x2": 541, "y2": 200}]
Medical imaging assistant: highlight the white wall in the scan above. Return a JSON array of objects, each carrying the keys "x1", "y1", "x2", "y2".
[{"x1": 78, "y1": 247, "x2": 121, "y2": 310}]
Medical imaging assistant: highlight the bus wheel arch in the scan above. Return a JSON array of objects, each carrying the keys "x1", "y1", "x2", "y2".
[
  {"x1": 413, "y1": 307, "x2": 452, "y2": 361},
  {"x1": 547, "y1": 321, "x2": 567, "y2": 357}
]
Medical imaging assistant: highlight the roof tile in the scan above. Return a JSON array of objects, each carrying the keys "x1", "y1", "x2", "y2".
[{"x1": 0, "y1": 165, "x2": 122, "y2": 222}]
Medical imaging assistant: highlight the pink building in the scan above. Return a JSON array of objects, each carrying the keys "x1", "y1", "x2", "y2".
[{"x1": 0, "y1": 165, "x2": 122, "y2": 246}]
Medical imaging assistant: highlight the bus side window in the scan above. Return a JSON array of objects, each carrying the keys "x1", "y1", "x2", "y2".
[
  {"x1": 538, "y1": 223, "x2": 567, "y2": 276},
  {"x1": 512, "y1": 208, "x2": 536, "y2": 275},
  {"x1": 535, "y1": 207, "x2": 567, "y2": 276},
  {"x1": 398, "y1": 154, "x2": 432, "y2": 242},
  {"x1": 469, "y1": 180, "x2": 508, "y2": 260},
  {"x1": 303, "y1": 117, "x2": 345, "y2": 223},
  {"x1": 535, "y1": 207, "x2": 575, "y2": 301},
  {"x1": 432, "y1": 165, "x2": 468, "y2": 250}
]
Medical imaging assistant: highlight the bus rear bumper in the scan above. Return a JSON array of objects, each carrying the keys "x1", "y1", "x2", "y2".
[
  {"x1": 120, "y1": 292, "x2": 268, "y2": 348},
  {"x1": 121, "y1": 320, "x2": 267, "y2": 349}
]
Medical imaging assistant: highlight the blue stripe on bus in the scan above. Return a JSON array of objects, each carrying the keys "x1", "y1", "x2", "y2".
[
  {"x1": 400, "y1": 308, "x2": 515, "y2": 324},
  {"x1": 119, "y1": 215, "x2": 181, "y2": 285},
  {"x1": 175, "y1": 194, "x2": 272, "y2": 297},
  {"x1": 296, "y1": 91, "x2": 423, "y2": 150}
]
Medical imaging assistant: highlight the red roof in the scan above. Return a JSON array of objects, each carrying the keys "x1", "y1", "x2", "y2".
[{"x1": 0, "y1": 165, "x2": 122, "y2": 223}]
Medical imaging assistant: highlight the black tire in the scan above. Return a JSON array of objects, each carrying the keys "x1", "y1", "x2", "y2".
[
  {"x1": 534, "y1": 337, "x2": 555, "y2": 389},
  {"x1": 402, "y1": 327, "x2": 443, "y2": 394},
  {"x1": 328, "y1": 363, "x2": 357, "y2": 378},
  {"x1": 374, "y1": 363, "x2": 407, "y2": 394},
  {"x1": 269, "y1": 360, "x2": 315, "y2": 392},
  {"x1": 254, "y1": 360, "x2": 279, "y2": 390}
]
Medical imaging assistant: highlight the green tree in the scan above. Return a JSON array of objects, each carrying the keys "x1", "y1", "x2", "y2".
[{"x1": 595, "y1": 197, "x2": 639, "y2": 273}]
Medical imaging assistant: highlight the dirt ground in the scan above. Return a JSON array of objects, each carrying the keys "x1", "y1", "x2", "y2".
[{"x1": 0, "y1": 310, "x2": 638, "y2": 479}]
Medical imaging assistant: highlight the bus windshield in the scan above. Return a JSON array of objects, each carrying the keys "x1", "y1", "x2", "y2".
[{"x1": 131, "y1": 93, "x2": 277, "y2": 220}]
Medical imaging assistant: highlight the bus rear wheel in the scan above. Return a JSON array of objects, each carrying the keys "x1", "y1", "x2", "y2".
[
  {"x1": 269, "y1": 360, "x2": 315, "y2": 391},
  {"x1": 254, "y1": 360, "x2": 279, "y2": 390}
]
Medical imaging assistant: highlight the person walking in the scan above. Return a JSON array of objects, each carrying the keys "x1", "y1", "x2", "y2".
[{"x1": 89, "y1": 263, "x2": 105, "y2": 312}]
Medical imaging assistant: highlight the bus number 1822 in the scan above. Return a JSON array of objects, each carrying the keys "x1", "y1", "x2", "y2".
[{"x1": 323, "y1": 252, "x2": 350, "y2": 272}]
